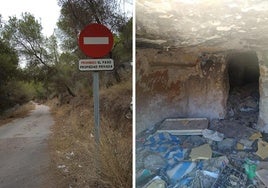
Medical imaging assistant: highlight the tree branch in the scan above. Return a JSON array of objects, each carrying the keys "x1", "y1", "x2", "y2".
[{"x1": 85, "y1": 0, "x2": 102, "y2": 24}]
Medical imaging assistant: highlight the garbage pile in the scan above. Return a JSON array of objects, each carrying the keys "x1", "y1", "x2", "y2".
[
  {"x1": 136, "y1": 83, "x2": 265, "y2": 187},
  {"x1": 226, "y1": 84, "x2": 259, "y2": 128},
  {"x1": 136, "y1": 127, "x2": 268, "y2": 188}
]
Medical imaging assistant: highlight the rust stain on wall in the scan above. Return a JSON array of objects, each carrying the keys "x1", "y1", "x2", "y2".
[
  {"x1": 140, "y1": 70, "x2": 168, "y2": 93},
  {"x1": 138, "y1": 69, "x2": 181, "y2": 97},
  {"x1": 136, "y1": 48, "x2": 229, "y2": 133}
]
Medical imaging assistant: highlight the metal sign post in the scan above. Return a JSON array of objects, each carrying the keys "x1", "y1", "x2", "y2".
[
  {"x1": 93, "y1": 71, "x2": 101, "y2": 176},
  {"x1": 78, "y1": 23, "x2": 114, "y2": 176},
  {"x1": 93, "y1": 71, "x2": 100, "y2": 144}
]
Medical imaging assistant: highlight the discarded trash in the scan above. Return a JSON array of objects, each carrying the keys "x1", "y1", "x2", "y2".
[
  {"x1": 256, "y1": 139, "x2": 268, "y2": 159},
  {"x1": 57, "y1": 164, "x2": 66, "y2": 169},
  {"x1": 239, "y1": 139, "x2": 254, "y2": 148},
  {"x1": 191, "y1": 170, "x2": 217, "y2": 188},
  {"x1": 256, "y1": 169, "x2": 268, "y2": 187},
  {"x1": 217, "y1": 138, "x2": 236, "y2": 152},
  {"x1": 190, "y1": 144, "x2": 212, "y2": 161},
  {"x1": 144, "y1": 132, "x2": 186, "y2": 166},
  {"x1": 182, "y1": 135, "x2": 206, "y2": 148},
  {"x1": 202, "y1": 129, "x2": 224, "y2": 142},
  {"x1": 194, "y1": 156, "x2": 229, "y2": 187},
  {"x1": 136, "y1": 169, "x2": 155, "y2": 187},
  {"x1": 144, "y1": 132, "x2": 181, "y2": 147},
  {"x1": 166, "y1": 161, "x2": 196, "y2": 184},
  {"x1": 137, "y1": 115, "x2": 264, "y2": 188},
  {"x1": 157, "y1": 118, "x2": 208, "y2": 135},
  {"x1": 244, "y1": 158, "x2": 257, "y2": 180},
  {"x1": 249, "y1": 132, "x2": 262, "y2": 141},
  {"x1": 212, "y1": 165, "x2": 247, "y2": 188},
  {"x1": 66, "y1": 151, "x2": 75, "y2": 159},
  {"x1": 203, "y1": 170, "x2": 219, "y2": 178},
  {"x1": 236, "y1": 139, "x2": 254, "y2": 150},
  {"x1": 143, "y1": 176, "x2": 167, "y2": 188},
  {"x1": 137, "y1": 169, "x2": 151, "y2": 179},
  {"x1": 237, "y1": 143, "x2": 244, "y2": 150},
  {"x1": 173, "y1": 177, "x2": 194, "y2": 188},
  {"x1": 144, "y1": 154, "x2": 166, "y2": 172},
  {"x1": 57, "y1": 165, "x2": 69, "y2": 173},
  {"x1": 204, "y1": 156, "x2": 229, "y2": 170}
]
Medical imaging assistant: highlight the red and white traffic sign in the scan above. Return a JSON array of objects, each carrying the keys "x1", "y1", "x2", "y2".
[{"x1": 78, "y1": 23, "x2": 114, "y2": 58}]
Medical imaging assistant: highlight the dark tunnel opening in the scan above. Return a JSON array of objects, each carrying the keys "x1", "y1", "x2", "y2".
[
  {"x1": 228, "y1": 52, "x2": 260, "y2": 88},
  {"x1": 226, "y1": 51, "x2": 260, "y2": 126}
]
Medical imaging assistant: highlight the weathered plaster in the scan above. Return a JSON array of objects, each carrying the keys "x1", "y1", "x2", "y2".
[
  {"x1": 136, "y1": 48, "x2": 228, "y2": 133},
  {"x1": 136, "y1": 0, "x2": 268, "y2": 133},
  {"x1": 257, "y1": 52, "x2": 268, "y2": 132}
]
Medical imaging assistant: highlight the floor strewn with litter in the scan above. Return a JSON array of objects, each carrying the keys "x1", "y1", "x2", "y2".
[
  {"x1": 136, "y1": 129, "x2": 268, "y2": 188},
  {"x1": 136, "y1": 85, "x2": 268, "y2": 188}
]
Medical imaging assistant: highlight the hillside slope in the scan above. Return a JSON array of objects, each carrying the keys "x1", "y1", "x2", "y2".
[{"x1": 48, "y1": 79, "x2": 132, "y2": 187}]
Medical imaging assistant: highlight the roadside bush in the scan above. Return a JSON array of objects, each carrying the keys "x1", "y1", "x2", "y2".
[{"x1": 2, "y1": 81, "x2": 46, "y2": 106}]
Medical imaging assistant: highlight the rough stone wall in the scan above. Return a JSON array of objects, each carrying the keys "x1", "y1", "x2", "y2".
[
  {"x1": 136, "y1": 48, "x2": 228, "y2": 133},
  {"x1": 257, "y1": 52, "x2": 268, "y2": 133}
]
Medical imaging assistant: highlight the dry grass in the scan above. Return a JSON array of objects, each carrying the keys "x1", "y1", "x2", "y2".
[
  {"x1": 0, "y1": 102, "x2": 35, "y2": 126},
  {"x1": 49, "y1": 79, "x2": 132, "y2": 188},
  {"x1": 97, "y1": 119, "x2": 132, "y2": 187}
]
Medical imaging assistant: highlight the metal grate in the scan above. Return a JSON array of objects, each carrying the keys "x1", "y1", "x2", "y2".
[{"x1": 212, "y1": 165, "x2": 247, "y2": 188}]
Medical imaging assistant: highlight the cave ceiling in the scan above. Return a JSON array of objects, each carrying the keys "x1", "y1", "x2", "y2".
[{"x1": 136, "y1": 0, "x2": 268, "y2": 51}]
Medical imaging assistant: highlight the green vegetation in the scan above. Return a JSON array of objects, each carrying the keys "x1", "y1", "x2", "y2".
[
  {"x1": 0, "y1": 0, "x2": 132, "y2": 111},
  {"x1": 0, "y1": 38, "x2": 19, "y2": 112}
]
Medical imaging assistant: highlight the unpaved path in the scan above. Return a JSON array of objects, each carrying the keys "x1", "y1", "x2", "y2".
[{"x1": 0, "y1": 103, "x2": 55, "y2": 188}]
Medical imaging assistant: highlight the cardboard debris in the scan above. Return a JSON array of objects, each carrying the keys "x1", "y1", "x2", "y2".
[
  {"x1": 239, "y1": 138, "x2": 254, "y2": 147},
  {"x1": 249, "y1": 132, "x2": 262, "y2": 140},
  {"x1": 256, "y1": 139, "x2": 268, "y2": 159},
  {"x1": 256, "y1": 169, "x2": 268, "y2": 187},
  {"x1": 190, "y1": 144, "x2": 212, "y2": 161},
  {"x1": 236, "y1": 139, "x2": 254, "y2": 150},
  {"x1": 236, "y1": 143, "x2": 244, "y2": 150},
  {"x1": 157, "y1": 118, "x2": 208, "y2": 135}
]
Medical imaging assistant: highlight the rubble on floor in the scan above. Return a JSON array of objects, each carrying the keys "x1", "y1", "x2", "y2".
[
  {"x1": 136, "y1": 83, "x2": 264, "y2": 187},
  {"x1": 226, "y1": 84, "x2": 259, "y2": 126},
  {"x1": 136, "y1": 129, "x2": 268, "y2": 188}
]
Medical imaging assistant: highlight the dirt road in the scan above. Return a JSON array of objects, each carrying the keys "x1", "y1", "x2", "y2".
[{"x1": 0, "y1": 103, "x2": 55, "y2": 188}]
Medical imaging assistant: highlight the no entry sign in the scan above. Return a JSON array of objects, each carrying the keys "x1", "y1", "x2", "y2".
[
  {"x1": 78, "y1": 23, "x2": 114, "y2": 58},
  {"x1": 78, "y1": 24, "x2": 115, "y2": 158}
]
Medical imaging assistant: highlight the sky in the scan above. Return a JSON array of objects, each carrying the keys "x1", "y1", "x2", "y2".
[
  {"x1": 0, "y1": 0, "x2": 61, "y2": 37},
  {"x1": 0, "y1": 0, "x2": 133, "y2": 68},
  {"x1": 120, "y1": 0, "x2": 133, "y2": 18},
  {"x1": 0, "y1": 0, "x2": 133, "y2": 37}
]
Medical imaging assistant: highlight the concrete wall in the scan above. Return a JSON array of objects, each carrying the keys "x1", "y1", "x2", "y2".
[
  {"x1": 257, "y1": 52, "x2": 268, "y2": 133},
  {"x1": 136, "y1": 48, "x2": 228, "y2": 133}
]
